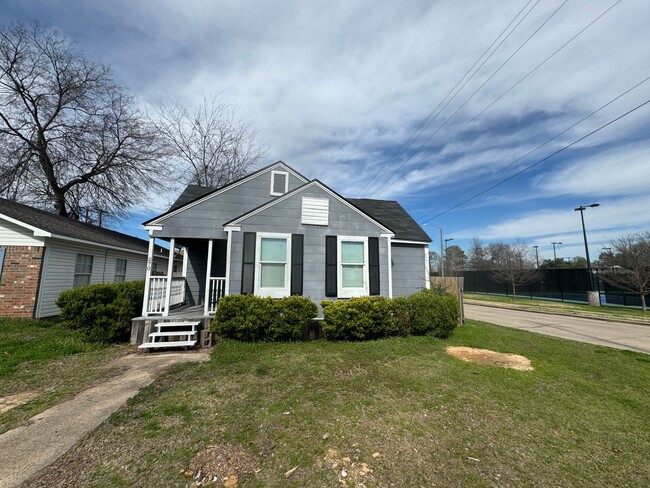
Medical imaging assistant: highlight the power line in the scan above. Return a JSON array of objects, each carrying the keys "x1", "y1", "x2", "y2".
[
  {"x1": 418, "y1": 96, "x2": 650, "y2": 224},
  {"x1": 368, "y1": 0, "x2": 569, "y2": 199},
  {"x1": 357, "y1": 0, "x2": 540, "y2": 197}
]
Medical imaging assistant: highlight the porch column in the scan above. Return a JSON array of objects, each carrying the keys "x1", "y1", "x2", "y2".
[
  {"x1": 163, "y1": 238, "x2": 175, "y2": 316},
  {"x1": 382, "y1": 234, "x2": 393, "y2": 298},
  {"x1": 203, "y1": 239, "x2": 214, "y2": 315},
  {"x1": 224, "y1": 229, "x2": 233, "y2": 296},
  {"x1": 424, "y1": 245, "x2": 431, "y2": 289},
  {"x1": 142, "y1": 236, "x2": 156, "y2": 317}
]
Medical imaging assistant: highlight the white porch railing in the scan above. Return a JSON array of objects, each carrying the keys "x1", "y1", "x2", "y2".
[
  {"x1": 207, "y1": 277, "x2": 227, "y2": 314},
  {"x1": 146, "y1": 276, "x2": 186, "y2": 314}
]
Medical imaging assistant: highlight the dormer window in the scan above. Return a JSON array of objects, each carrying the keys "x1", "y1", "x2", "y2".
[{"x1": 270, "y1": 170, "x2": 289, "y2": 196}]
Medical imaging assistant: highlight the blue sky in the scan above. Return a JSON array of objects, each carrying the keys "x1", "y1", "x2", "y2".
[{"x1": 3, "y1": 0, "x2": 650, "y2": 261}]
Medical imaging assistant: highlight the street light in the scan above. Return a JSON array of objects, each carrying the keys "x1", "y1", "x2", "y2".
[
  {"x1": 533, "y1": 245, "x2": 539, "y2": 269},
  {"x1": 574, "y1": 203, "x2": 599, "y2": 291},
  {"x1": 551, "y1": 242, "x2": 562, "y2": 262}
]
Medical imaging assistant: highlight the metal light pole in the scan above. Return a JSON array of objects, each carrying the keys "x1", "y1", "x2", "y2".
[
  {"x1": 533, "y1": 245, "x2": 539, "y2": 269},
  {"x1": 575, "y1": 203, "x2": 599, "y2": 292},
  {"x1": 551, "y1": 242, "x2": 562, "y2": 263}
]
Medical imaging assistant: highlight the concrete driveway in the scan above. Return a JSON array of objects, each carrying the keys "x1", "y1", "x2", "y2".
[{"x1": 465, "y1": 303, "x2": 650, "y2": 355}]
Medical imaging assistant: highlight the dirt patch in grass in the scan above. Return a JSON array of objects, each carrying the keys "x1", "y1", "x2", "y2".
[
  {"x1": 184, "y1": 443, "x2": 260, "y2": 485},
  {"x1": 322, "y1": 448, "x2": 375, "y2": 487},
  {"x1": 446, "y1": 346, "x2": 533, "y2": 371},
  {"x1": 0, "y1": 391, "x2": 39, "y2": 414}
]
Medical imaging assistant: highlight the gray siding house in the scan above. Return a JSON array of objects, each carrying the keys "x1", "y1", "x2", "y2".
[
  {"x1": 141, "y1": 161, "x2": 431, "y2": 317},
  {"x1": 0, "y1": 198, "x2": 170, "y2": 318}
]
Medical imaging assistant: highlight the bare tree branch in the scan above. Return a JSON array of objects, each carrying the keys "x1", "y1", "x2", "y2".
[
  {"x1": 0, "y1": 23, "x2": 167, "y2": 221},
  {"x1": 489, "y1": 239, "x2": 540, "y2": 299}
]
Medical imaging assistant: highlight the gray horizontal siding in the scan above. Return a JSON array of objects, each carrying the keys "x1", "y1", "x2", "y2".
[
  {"x1": 228, "y1": 185, "x2": 389, "y2": 304},
  {"x1": 0, "y1": 220, "x2": 44, "y2": 247},
  {"x1": 391, "y1": 243, "x2": 427, "y2": 297},
  {"x1": 37, "y1": 239, "x2": 148, "y2": 318},
  {"x1": 153, "y1": 167, "x2": 304, "y2": 240}
]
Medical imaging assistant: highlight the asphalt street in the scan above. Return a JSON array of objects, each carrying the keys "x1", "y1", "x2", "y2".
[{"x1": 465, "y1": 303, "x2": 650, "y2": 355}]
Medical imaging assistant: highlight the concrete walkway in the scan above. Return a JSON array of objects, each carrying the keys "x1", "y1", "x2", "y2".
[
  {"x1": 0, "y1": 351, "x2": 210, "y2": 488},
  {"x1": 465, "y1": 303, "x2": 650, "y2": 354}
]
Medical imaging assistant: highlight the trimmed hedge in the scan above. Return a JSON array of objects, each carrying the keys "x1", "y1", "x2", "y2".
[
  {"x1": 322, "y1": 289, "x2": 459, "y2": 341},
  {"x1": 56, "y1": 281, "x2": 144, "y2": 343},
  {"x1": 211, "y1": 294, "x2": 318, "y2": 342}
]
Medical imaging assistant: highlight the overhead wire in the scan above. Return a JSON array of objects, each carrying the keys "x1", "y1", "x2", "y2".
[
  {"x1": 418, "y1": 95, "x2": 650, "y2": 224},
  {"x1": 357, "y1": 0, "x2": 540, "y2": 197},
  {"x1": 414, "y1": 0, "x2": 629, "y2": 222},
  {"x1": 368, "y1": 0, "x2": 570, "y2": 199}
]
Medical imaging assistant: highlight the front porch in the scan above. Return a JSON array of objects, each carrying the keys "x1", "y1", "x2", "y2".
[{"x1": 141, "y1": 236, "x2": 230, "y2": 318}]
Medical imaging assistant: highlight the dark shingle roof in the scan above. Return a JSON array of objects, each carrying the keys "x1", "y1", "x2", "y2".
[
  {"x1": 347, "y1": 198, "x2": 431, "y2": 243},
  {"x1": 0, "y1": 198, "x2": 151, "y2": 253},
  {"x1": 169, "y1": 184, "x2": 216, "y2": 211}
]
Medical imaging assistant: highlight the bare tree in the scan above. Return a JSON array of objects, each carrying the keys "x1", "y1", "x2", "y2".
[
  {"x1": 0, "y1": 23, "x2": 166, "y2": 220},
  {"x1": 467, "y1": 237, "x2": 489, "y2": 270},
  {"x1": 599, "y1": 232, "x2": 650, "y2": 312},
  {"x1": 429, "y1": 250, "x2": 440, "y2": 275},
  {"x1": 151, "y1": 94, "x2": 266, "y2": 189},
  {"x1": 445, "y1": 245, "x2": 466, "y2": 276},
  {"x1": 490, "y1": 240, "x2": 540, "y2": 299}
]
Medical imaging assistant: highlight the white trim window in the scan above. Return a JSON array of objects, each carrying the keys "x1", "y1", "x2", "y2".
[
  {"x1": 270, "y1": 170, "x2": 289, "y2": 196},
  {"x1": 255, "y1": 233, "x2": 291, "y2": 298},
  {"x1": 73, "y1": 253, "x2": 94, "y2": 288},
  {"x1": 337, "y1": 236, "x2": 369, "y2": 298},
  {"x1": 114, "y1": 258, "x2": 127, "y2": 282}
]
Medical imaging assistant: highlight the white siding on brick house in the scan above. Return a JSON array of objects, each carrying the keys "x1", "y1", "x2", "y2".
[
  {"x1": 0, "y1": 220, "x2": 45, "y2": 247},
  {"x1": 36, "y1": 238, "x2": 148, "y2": 318}
]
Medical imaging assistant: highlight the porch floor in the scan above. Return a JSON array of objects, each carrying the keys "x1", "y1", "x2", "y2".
[{"x1": 132, "y1": 304, "x2": 213, "y2": 322}]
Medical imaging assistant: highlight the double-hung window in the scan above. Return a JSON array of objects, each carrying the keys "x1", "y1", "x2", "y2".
[
  {"x1": 337, "y1": 236, "x2": 369, "y2": 297},
  {"x1": 114, "y1": 258, "x2": 127, "y2": 282},
  {"x1": 255, "y1": 233, "x2": 291, "y2": 298},
  {"x1": 73, "y1": 254, "x2": 94, "y2": 288}
]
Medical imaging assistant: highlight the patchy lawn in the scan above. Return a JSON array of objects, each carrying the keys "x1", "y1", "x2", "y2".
[
  {"x1": 465, "y1": 293, "x2": 650, "y2": 324},
  {"x1": 0, "y1": 317, "x2": 129, "y2": 433},
  {"x1": 26, "y1": 321, "x2": 650, "y2": 487}
]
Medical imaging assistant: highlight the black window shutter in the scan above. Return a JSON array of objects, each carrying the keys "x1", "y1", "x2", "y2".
[
  {"x1": 291, "y1": 234, "x2": 304, "y2": 296},
  {"x1": 325, "y1": 235, "x2": 337, "y2": 297},
  {"x1": 368, "y1": 237, "x2": 380, "y2": 296},
  {"x1": 241, "y1": 232, "x2": 256, "y2": 294}
]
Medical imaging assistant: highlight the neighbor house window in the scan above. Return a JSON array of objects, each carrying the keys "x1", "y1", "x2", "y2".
[
  {"x1": 114, "y1": 258, "x2": 127, "y2": 282},
  {"x1": 255, "y1": 233, "x2": 291, "y2": 298},
  {"x1": 338, "y1": 236, "x2": 368, "y2": 298},
  {"x1": 74, "y1": 253, "x2": 94, "y2": 288},
  {"x1": 270, "y1": 170, "x2": 289, "y2": 196},
  {"x1": 0, "y1": 247, "x2": 5, "y2": 282}
]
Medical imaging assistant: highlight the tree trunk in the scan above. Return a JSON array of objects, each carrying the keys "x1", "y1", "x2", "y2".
[
  {"x1": 512, "y1": 283, "x2": 517, "y2": 300},
  {"x1": 641, "y1": 293, "x2": 646, "y2": 312},
  {"x1": 53, "y1": 190, "x2": 68, "y2": 217}
]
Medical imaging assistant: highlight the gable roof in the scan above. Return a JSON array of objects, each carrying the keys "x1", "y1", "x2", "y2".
[
  {"x1": 347, "y1": 198, "x2": 431, "y2": 243},
  {"x1": 225, "y1": 180, "x2": 395, "y2": 235},
  {"x1": 144, "y1": 161, "x2": 309, "y2": 226},
  {"x1": 0, "y1": 198, "x2": 151, "y2": 254}
]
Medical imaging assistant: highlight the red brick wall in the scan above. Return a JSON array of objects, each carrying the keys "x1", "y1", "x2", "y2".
[{"x1": 0, "y1": 246, "x2": 45, "y2": 318}]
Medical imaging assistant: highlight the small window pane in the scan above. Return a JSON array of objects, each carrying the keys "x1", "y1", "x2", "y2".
[
  {"x1": 260, "y1": 263, "x2": 285, "y2": 287},
  {"x1": 341, "y1": 242, "x2": 364, "y2": 264},
  {"x1": 73, "y1": 254, "x2": 93, "y2": 288},
  {"x1": 115, "y1": 258, "x2": 127, "y2": 283},
  {"x1": 261, "y1": 238, "x2": 286, "y2": 262},
  {"x1": 341, "y1": 265, "x2": 364, "y2": 288}
]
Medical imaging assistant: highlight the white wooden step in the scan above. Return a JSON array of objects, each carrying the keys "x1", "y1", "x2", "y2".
[
  {"x1": 138, "y1": 340, "x2": 197, "y2": 349},
  {"x1": 148, "y1": 331, "x2": 197, "y2": 338},
  {"x1": 155, "y1": 321, "x2": 200, "y2": 331}
]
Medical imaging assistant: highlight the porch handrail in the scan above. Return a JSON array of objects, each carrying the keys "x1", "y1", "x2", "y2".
[
  {"x1": 146, "y1": 276, "x2": 186, "y2": 315},
  {"x1": 207, "y1": 277, "x2": 227, "y2": 314}
]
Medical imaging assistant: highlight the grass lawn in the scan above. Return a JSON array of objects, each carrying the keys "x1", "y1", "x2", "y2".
[
  {"x1": 0, "y1": 317, "x2": 128, "y2": 433},
  {"x1": 465, "y1": 293, "x2": 650, "y2": 324},
  {"x1": 29, "y1": 321, "x2": 650, "y2": 487}
]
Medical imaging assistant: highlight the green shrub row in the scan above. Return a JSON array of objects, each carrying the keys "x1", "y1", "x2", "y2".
[
  {"x1": 322, "y1": 289, "x2": 459, "y2": 341},
  {"x1": 211, "y1": 294, "x2": 318, "y2": 342},
  {"x1": 56, "y1": 281, "x2": 144, "y2": 343}
]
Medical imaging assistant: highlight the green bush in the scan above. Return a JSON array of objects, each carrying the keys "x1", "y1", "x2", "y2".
[
  {"x1": 212, "y1": 294, "x2": 318, "y2": 342},
  {"x1": 406, "y1": 289, "x2": 459, "y2": 338},
  {"x1": 321, "y1": 296, "x2": 405, "y2": 341},
  {"x1": 56, "y1": 281, "x2": 144, "y2": 343},
  {"x1": 322, "y1": 290, "x2": 459, "y2": 341}
]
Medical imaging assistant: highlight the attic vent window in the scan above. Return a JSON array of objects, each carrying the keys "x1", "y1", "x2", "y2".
[
  {"x1": 270, "y1": 170, "x2": 289, "y2": 196},
  {"x1": 301, "y1": 197, "x2": 329, "y2": 226}
]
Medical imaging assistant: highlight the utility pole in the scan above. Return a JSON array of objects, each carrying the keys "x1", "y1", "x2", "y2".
[
  {"x1": 575, "y1": 203, "x2": 599, "y2": 291},
  {"x1": 551, "y1": 242, "x2": 562, "y2": 263}
]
